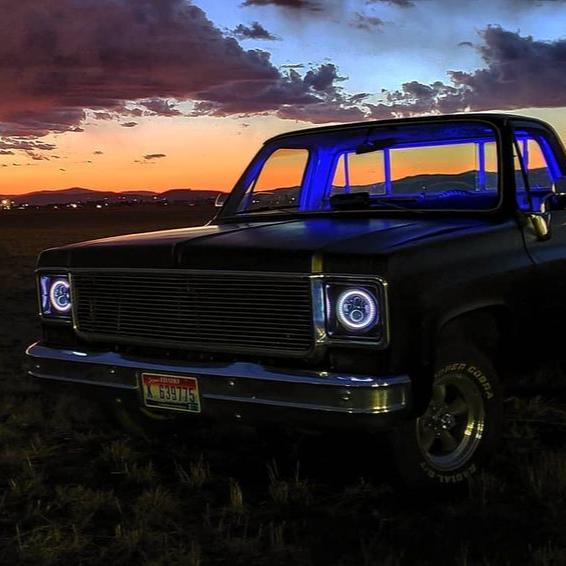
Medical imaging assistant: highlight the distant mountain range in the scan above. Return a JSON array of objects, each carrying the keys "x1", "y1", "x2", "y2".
[
  {"x1": 1, "y1": 167, "x2": 553, "y2": 208},
  {"x1": 0, "y1": 187, "x2": 223, "y2": 206}
]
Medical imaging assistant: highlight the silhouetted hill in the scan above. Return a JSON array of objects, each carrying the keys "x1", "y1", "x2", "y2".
[
  {"x1": 161, "y1": 189, "x2": 220, "y2": 202},
  {"x1": 0, "y1": 187, "x2": 223, "y2": 206},
  {"x1": 1, "y1": 167, "x2": 553, "y2": 207}
]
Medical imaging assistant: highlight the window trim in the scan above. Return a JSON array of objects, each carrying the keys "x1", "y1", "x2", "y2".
[
  {"x1": 512, "y1": 129, "x2": 561, "y2": 213},
  {"x1": 219, "y1": 118, "x2": 506, "y2": 221}
]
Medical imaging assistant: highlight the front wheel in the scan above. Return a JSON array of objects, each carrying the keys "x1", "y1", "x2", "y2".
[{"x1": 393, "y1": 347, "x2": 503, "y2": 488}]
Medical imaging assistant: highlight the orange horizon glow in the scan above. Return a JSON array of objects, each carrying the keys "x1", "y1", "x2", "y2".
[{"x1": 2, "y1": 108, "x2": 566, "y2": 196}]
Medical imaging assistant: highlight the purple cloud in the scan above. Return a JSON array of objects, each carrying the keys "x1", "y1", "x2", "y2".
[
  {"x1": 232, "y1": 22, "x2": 279, "y2": 40},
  {"x1": 140, "y1": 99, "x2": 182, "y2": 117},
  {"x1": 241, "y1": 0, "x2": 321, "y2": 10},
  {"x1": 369, "y1": 27, "x2": 566, "y2": 119}
]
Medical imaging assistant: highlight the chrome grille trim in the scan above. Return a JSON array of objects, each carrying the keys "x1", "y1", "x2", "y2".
[{"x1": 71, "y1": 270, "x2": 314, "y2": 356}]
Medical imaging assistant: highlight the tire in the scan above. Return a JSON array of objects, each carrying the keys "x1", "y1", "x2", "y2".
[{"x1": 392, "y1": 345, "x2": 503, "y2": 488}]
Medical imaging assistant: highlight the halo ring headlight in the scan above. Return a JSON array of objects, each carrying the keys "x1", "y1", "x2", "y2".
[
  {"x1": 336, "y1": 288, "x2": 378, "y2": 332},
  {"x1": 49, "y1": 279, "x2": 72, "y2": 314}
]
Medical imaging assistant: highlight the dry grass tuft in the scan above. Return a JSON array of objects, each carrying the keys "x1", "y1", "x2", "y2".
[
  {"x1": 524, "y1": 451, "x2": 566, "y2": 498},
  {"x1": 267, "y1": 460, "x2": 311, "y2": 507},
  {"x1": 176, "y1": 454, "x2": 211, "y2": 489},
  {"x1": 228, "y1": 479, "x2": 245, "y2": 514}
]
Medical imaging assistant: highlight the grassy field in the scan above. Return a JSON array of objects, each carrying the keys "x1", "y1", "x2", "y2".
[{"x1": 1, "y1": 206, "x2": 566, "y2": 565}]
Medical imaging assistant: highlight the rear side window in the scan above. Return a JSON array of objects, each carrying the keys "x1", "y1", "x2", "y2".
[{"x1": 238, "y1": 148, "x2": 309, "y2": 212}]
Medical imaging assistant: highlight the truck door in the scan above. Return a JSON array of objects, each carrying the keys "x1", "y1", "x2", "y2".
[{"x1": 513, "y1": 120, "x2": 566, "y2": 328}]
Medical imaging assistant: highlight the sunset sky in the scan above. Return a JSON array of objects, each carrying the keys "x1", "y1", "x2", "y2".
[{"x1": 1, "y1": 0, "x2": 566, "y2": 195}]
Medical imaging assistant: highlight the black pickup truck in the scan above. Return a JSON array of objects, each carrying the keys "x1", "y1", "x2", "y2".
[{"x1": 27, "y1": 113, "x2": 566, "y2": 487}]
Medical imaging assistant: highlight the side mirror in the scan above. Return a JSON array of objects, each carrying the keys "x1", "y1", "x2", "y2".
[
  {"x1": 215, "y1": 193, "x2": 227, "y2": 208},
  {"x1": 527, "y1": 211, "x2": 551, "y2": 241}
]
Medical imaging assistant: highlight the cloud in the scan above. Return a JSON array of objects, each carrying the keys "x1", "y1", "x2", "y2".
[
  {"x1": 274, "y1": 65, "x2": 369, "y2": 123},
  {"x1": 93, "y1": 150, "x2": 104, "y2": 155},
  {"x1": 365, "y1": 0, "x2": 415, "y2": 7},
  {"x1": 303, "y1": 63, "x2": 346, "y2": 91},
  {"x1": 0, "y1": 150, "x2": 14, "y2": 155},
  {"x1": 0, "y1": 140, "x2": 56, "y2": 152},
  {"x1": 144, "y1": 153, "x2": 167, "y2": 160},
  {"x1": 27, "y1": 152, "x2": 49, "y2": 161},
  {"x1": 0, "y1": 0, "x2": 373, "y2": 138},
  {"x1": 0, "y1": 108, "x2": 85, "y2": 137},
  {"x1": 277, "y1": 102, "x2": 367, "y2": 123},
  {"x1": 120, "y1": 122, "x2": 138, "y2": 128},
  {"x1": 450, "y1": 26, "x2": 566, "y2": 111},
  {"x1": 123, "y1": 107, "x2": 145, "y2": 118},
  {"x1": 0, "y1": 0, "x2": 309, "y2": 138},
  {"x1": 232, "y1": 22, "x2": 279, "y2": 40},
  {"x1": 370, "y1": 27, "x2": 566, "y2": 118},
  {"x1": 93, "y1": 112, "x2": 114, "y2": 120},
  {"x1": 351, "y1": 12, "x2": 384, "y2": 31},
  {"x1": 4, "y1": 1, "x2": 562, "y2": 138},
  {"x1": 241, "y1": 0, "x2": 321, "y2": 10},
  {"x1": 140, "y1": 99, "x2": 182, "y2": 116},
  {"x1": 192, "y1": 62, "x2": 362, "y2": 123}
]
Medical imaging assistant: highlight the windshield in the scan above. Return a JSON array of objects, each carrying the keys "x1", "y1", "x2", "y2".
[{"x1": 232, "y1": 120, "x2": 500, "y2": 216}]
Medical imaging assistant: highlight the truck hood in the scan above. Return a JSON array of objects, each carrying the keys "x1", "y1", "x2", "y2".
[{"x1": 39, "y1": 216, "x2": 487, "y2": 272}]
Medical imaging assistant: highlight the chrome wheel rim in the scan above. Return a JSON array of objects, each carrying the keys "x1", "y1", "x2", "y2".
[{"x1": 417, "y1": 373, "x2": 485, "y2": 472}]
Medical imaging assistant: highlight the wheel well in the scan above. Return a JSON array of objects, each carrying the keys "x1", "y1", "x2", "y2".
[
  {"x1": 436, "y1": 306, "x2": 512, "y2": 360},
  {"x1": 412, "y1": 306, "x2": 513, "y2": 417}
]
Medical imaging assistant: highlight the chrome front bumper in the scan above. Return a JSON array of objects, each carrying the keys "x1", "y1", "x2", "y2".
[{"x1": 26, "y1": 342, "x2": 411, "y2": 420}]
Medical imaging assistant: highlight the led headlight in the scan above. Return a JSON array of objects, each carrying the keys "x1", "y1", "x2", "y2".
[
  {"x1": 324, "y1": 280, "x2": 386, "y2": 341},
  {"x1": 39, "y1": 275, "x2": 72, "y2": 318},
  {"x1": 49, "y1": 279, "x2": 71, "y2": 313},
  {"x1": 336, "y1": 288, "x2": 378, "y2": 331}
]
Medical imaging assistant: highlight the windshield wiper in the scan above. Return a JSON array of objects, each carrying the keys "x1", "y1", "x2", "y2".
[
  {"x1": 329, "y1": 192, "x2": 418, "y2": 211},
  {"x1": 238, "y1": 204, "x2": 300, "y2": 214}
]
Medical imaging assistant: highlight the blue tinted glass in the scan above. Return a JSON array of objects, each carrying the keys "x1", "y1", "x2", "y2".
[
  {"x1": 514, "y1": 132, "x2": 556, "y2": 211},
  {"x1": 236, "y1": 121, "x2": 500, "y2": 214}
]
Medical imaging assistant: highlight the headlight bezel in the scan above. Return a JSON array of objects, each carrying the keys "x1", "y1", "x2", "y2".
[
  {"x1": 38, "y1": 273, "x2": 73, "y2": 321},
  {"x1": 317, "y1": 275, "x2": 389, "y2": 346}
]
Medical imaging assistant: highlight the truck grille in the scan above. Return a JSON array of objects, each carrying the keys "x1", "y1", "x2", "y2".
[{"x1": 72, "y1": 271, "x2": 314, "y2": 355}]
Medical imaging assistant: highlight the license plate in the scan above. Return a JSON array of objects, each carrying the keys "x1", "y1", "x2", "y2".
[{"x1": 141, "y1": 373, "x2": 201, "y2": 413}]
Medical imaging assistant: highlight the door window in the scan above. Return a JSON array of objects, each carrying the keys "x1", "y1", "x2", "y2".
[{"x1": 514, "y1": 130, "x2": 557, "y2": 211}]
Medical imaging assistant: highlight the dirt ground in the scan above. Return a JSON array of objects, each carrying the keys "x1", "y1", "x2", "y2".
[{"x1": 1, "y1": 205, "x2": 566, "y2": 565}]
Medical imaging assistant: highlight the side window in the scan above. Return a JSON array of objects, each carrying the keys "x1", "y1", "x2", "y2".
[
  {"x1": 238, "y1": 148, "x2": 309, "y2": 212},
  {"x1": 513, "y1": 132, "x2": 555, "y2": 211}
]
